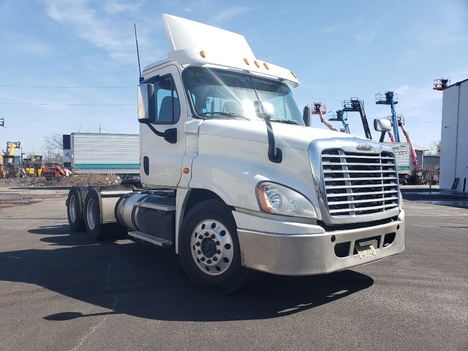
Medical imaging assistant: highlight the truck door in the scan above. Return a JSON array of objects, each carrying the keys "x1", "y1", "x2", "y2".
[{"x1": 139, "y1": 66, "x2": 186, "y2": 187}]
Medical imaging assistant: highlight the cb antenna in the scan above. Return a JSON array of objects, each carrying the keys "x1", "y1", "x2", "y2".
[{"x1": 134, "y1": 23, "x2": 143, "y2": 83}]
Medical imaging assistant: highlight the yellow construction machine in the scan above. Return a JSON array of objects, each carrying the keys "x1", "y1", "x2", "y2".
[
  {"x1": 22, "y1": 155, "x2": 43, "y2": 177},
  {"x1": 0, "y1": 141, "x2": 22, "y2": 178}
]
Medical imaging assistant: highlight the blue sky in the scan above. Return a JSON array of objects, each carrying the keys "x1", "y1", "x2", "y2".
[{"x1": 1, "y1": 0, "x2": 467, "y2": 155}]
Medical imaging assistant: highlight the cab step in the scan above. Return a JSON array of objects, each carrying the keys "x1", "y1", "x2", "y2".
[{"x1": 128, "y1": 230, "x2": 173, "y2": 247}]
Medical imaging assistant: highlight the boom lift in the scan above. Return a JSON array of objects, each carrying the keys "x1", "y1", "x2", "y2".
[
  {"x1": 374, "y1": 114, "x2": 421, "y2": 184},
  {"x1": 329, "y1": 110, "x2": 350, "y2": 134},
  {"x1": 376, "y1": 91, "x2": 400, "y2": 142},
  {"x1": 394, "y1": 115, "x2": 421, "y2": 184},
  {"x1": 433, "y1": 77, "x2": 450, "y2": 91},
  {"x1": 396, "y1": 115, "x2": 419, "y2": 170},
  {"x1": 309, "y1": 102, "x2": 337, "y2": 131},
  {"x1": 342, "y1": 98, "x2": 372, "y2": 140}
]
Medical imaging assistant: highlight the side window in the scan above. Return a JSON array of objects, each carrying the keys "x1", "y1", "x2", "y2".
[{"x1": 154, "y1": 75, "x2": 180, "y2": 124}]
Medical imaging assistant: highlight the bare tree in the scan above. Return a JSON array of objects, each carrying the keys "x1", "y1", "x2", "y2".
[
  {"x1": 425, "y1": 140, "x2": 441, "y2": 156},
  {"x1": 41, "y1": 132, "x2": 63, "y2": 164}
]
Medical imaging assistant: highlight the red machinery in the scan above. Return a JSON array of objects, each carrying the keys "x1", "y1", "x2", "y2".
[
  {"x1": 397, "y1": 116, "x2": 419, "y2": 170},
  {"x1": 41, "y1": 163, "x2": 67, "y2": 180},
  {"x1": 310, "y1": 102, "x2": 337, "y2": 131}
]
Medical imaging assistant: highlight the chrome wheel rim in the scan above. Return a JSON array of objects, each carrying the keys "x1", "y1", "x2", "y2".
[
  {"x1": 86, "y1": 198, "x2": 98, "y2": 230},
  {"x1": 190, "y1": 219, "x2": 234, "y2": 276}
]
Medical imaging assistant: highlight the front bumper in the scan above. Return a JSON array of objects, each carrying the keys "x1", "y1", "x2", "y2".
[{"x1": 234, "y1": 209, "x2": 405, "y2": 276}]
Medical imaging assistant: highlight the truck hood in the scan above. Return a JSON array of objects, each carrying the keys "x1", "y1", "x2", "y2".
[{"x1": 194, "y1": 119, "x2": 355, "y2": 150}]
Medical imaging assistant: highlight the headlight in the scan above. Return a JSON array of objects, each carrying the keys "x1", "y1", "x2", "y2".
[{"x1": 256, "y1": 182, "x2": 317, "y2": 218}]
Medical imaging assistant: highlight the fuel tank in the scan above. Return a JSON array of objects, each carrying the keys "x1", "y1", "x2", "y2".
[{"x1": 115, "y1": 191, "x2": 176, "y2": 241}]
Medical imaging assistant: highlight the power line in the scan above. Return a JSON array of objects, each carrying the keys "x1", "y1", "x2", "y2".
[
  {"x1": 0, "y1": 102, "x2": 133, "y2": 106},
  {"x1": 293, "y1": 94, "x2": 442, "y2": 110},
  {"x1": 0, "y1": 85, "x2": 132, "y2": 89}
]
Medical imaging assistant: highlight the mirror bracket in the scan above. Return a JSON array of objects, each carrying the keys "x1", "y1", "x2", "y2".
[{"x1": 255, "y1": 101, "x2": 282, "y2": 163}]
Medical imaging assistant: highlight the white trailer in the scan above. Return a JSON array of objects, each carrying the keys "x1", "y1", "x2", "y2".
[
  {"x1": 390, "y1": 142, "x2": 411, "y2": 173},
  {"x1": 66, "y1": 15, "x2": 405, "y2": 293},
  {"x1": 68, "y1": 133, "x2": 139, "y2": 175},
  {"x1": 388, "y1": 142, "x2": 424, "y2": 184}
]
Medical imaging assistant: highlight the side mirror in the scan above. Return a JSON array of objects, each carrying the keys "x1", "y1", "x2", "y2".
[
  {"x1": 374, "y1": 118, "x2": 392, "y2": 132},
  {"x1": 303, "y1": 105, "x2": 311, "y2": 126},
  {"x1": 254, "y1": 101, "x2": 275, "y2": 119},
  {"x1": 137, "y1": 84, "x2": 155, "y2": 123}
]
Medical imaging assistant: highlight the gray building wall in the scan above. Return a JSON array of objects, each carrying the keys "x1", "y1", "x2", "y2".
[{"x1": 439, "y1": 78, "x2": 468, "y2": 191}]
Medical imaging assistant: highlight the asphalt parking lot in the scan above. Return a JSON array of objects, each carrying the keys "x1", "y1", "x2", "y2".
[
  {"x1": 401, "y1": 185, "x2": 468, "y2": 209},
  {"x1": 0, "y1": 185, "x2": 467, "y2": 351}
]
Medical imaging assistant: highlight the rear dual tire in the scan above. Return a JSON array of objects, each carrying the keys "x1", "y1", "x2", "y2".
[
  {"x1": 84, "y1": 187, "x2": 113, "y2": 241},
  {"x1": 66, "y1": 186, "x2": 114, "y2": 240},
  {"x1": 67, "y1": 185, "x2": 87, "y2": 232}
]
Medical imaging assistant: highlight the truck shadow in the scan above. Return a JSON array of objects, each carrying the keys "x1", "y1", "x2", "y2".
[{"x1": 2, "y1": 224, "x2": 374, "y2": 322}]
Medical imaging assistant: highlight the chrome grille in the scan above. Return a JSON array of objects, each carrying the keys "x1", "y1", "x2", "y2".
[{"x1": 321, "y1": 149, "x2": 399, "y2": 217}]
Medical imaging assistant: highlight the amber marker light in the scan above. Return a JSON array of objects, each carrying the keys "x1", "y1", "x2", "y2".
[
  {"x1": 183, "y1": 167, "x2": 190, "y2": 174},
  {"x1": 254, "y1": 60, "x2": 260, "y2": 68},
  {"x1": 244, "y1": 58, "x2": 250, "y2": 65},
  {"x1": 263, "y1": 63, "x2": 269, "y2": 70},
  {"x1": 291, "y1": 71, "x2": 297, "y2": 78},
  {"x1": 200, "y1": 50, "x2": 206, "y2": 58}
]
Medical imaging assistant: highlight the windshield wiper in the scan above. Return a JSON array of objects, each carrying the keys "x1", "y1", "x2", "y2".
[
  {"x1": 270, "y1": 119, "x2": 299, "y2": 125},
  {"x1": 199, "y1": 111, "x2": 249, "y2": 120}
]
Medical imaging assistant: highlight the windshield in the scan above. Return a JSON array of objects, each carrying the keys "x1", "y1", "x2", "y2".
[{"x1": 183, "y1": 67, "x2": 304, "y2": 125}]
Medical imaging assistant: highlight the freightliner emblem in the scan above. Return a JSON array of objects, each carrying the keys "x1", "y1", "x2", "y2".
[{"x1": 356, "y1": 143, "x2": 373, "y2": 151}]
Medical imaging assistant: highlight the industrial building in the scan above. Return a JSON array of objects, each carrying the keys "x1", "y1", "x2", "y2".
[{"x1": 439, "y1": 78, "x2": 468, "y2": 192}]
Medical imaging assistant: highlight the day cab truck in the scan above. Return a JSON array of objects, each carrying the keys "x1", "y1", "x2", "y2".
[{"x1": 66, "y1": 14, "x2": 405, "y2": 293}]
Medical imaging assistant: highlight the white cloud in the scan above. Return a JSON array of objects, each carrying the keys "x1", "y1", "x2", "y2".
[
  {"x1": 6, "y1": 32, "x2": 57, "y2": 56},
  {"x1": 104, "y1": 0, "x2": 143, "y2": 14},
  {"x1": 409, "y1": 1, "x2": 468, "y2": 47},
  {"x1": 323, "y1": 18, "x2": 379, "y2": 48},
  {"x1": 322, "y1": 19, "x2": 361, "y2": 33},
  {"x1": 43, "y1": 0, "x2": 135, "y2": 60},
  {"x1": 395, "y1": 83, "x2": 442, "y2": 107},
  {"x1": 353, "y1": 26, "x2": 378, "y2": 48},
  {"x1": 212, "y1": 6, "x2": 254, "y2": 24},
  {"x1": 411, "y1": 22, "x2": 468, "y2": 47}
]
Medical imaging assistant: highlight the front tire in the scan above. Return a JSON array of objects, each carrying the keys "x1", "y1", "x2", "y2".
[{"x1": 179, "y1": 200, "x2": 254, "y2": 294}]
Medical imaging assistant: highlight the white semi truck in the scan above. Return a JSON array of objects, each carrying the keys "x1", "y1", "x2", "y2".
[{"x1": 66, "y1": 14, "x2": 405, "y2": 293}]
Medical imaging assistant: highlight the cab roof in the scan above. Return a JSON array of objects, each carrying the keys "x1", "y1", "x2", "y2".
[{"x1": 143, "y1": 14, "x2": 299, "y2": 87}]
